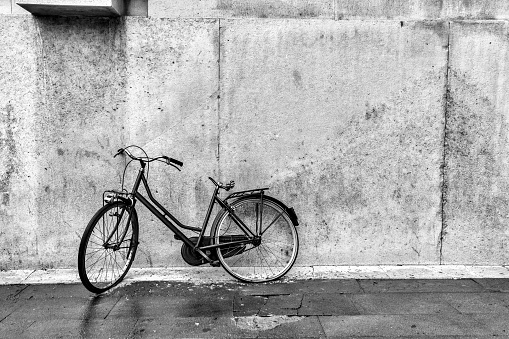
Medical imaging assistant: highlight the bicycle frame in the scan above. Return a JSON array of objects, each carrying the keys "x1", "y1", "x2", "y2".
[{"x1": 116, "y1": 161, "x2": 258, "y2": 263}]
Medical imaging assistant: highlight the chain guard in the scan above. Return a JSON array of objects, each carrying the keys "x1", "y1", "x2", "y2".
[{"x1": 180, "y1": 236, "x2": 248, "y2": 266}]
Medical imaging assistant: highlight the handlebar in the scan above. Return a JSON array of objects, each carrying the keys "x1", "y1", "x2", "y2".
[{"x1": 114, "y1": 147, "x2": 183, "y2": 170}]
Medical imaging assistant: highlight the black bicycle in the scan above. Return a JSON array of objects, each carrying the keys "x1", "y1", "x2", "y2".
[{"x1": 78, "y1": 145, "x2": 299, "y2": 293}]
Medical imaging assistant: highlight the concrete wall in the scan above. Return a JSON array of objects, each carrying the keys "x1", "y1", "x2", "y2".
[
  {"x1": 443, "y1": 21, "x2": 509, "y2": 264},
  {"x1": 0, "y1": 0, "x2": 508, "y2": 269}
]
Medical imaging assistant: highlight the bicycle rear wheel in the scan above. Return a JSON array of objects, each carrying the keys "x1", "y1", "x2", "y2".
[
  {"x1": 211, "y1": 195, "x2": 298, "y2": 283},
  {"x1": 78, "y1": 201, "x2": 138, "y2": 293}
]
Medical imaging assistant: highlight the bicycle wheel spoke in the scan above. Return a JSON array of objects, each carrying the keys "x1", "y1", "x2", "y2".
[
  {"x1": 260, "y1": 243, "x2": 287, "y2": 268},
  {"x1": 88, "y1": 239, "x2": 104, "y2": 247},
  {"x1": 257, "y1": 246, "x2": 276, "y2": 277},
  {"x1": 91, "y1": 232, "x2": 105, "y2": 243},
  {"x1": 261, "y1": 212, "x2": 283, "y2": 236},
  {"x1": 85, "y1": 248, "x2": 104, "y2": 256},
  {"x1": 85, "y1": 250, "x2": 109, "y2": 270}
]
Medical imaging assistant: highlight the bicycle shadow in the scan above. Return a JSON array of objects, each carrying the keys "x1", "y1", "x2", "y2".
[
  {"x1": 78, "y1": 295, "x2": 103, "y2": 338},
  {"x1": 78, "y1": 293, "x2": 142, "y2": 338}
]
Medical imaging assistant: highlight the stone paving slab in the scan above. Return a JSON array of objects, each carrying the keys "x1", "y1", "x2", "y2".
[
  {"x1": 237, "y1": 279, "x2": 362, "y2": 296},
  {"x1": 351, "y1": 293, "x2": 460, "y2": 315},
  {"x1": 233, "y1": 294, "x2": 268, "y2": 316},
  {"x1": 319, "y1": 314, "x2": 501, "y2": 337},
  {"x1": 6, "y1": 297, "x2": 92, "y2": 320},
  {"x1": 298, "y1": 293, "x2": 360, "y2": 316},
  {"x1": 234, "y1": 293, "x2": 303, "y2": 317},
  {"x1": 442, "y1": 293, "x2": 509, "y2": 314},
  {"x1": 471, "y1": 314, "x2": 509, "y2": 336},
  {"x1": 132, "y1": 316, "x2": 247, "y2": 338},
  {"x1": 15, "y1": 283, "x2": 90, "y2": 299},
  {"x1": 474, "y1": 278, "x2": 509, "y2": 292},
  {"x1": 0, "y1": 284, "x2": 26, "y2": 300},
  {"x1": 358, "y1": 279, "x2": 488, "y2": 293}
]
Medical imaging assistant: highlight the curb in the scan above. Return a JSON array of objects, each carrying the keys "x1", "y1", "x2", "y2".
[{"x1": 1, "y1": 265, "x2": 508, "y2": 285}]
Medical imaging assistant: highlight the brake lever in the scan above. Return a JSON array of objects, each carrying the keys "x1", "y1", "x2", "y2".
[
  {"x1": 169, "y1": 163, "x2": 181, "y2": 172},
  {"x1": 224, "y1": 181, "x2": 235, "y2": 191},
  {"x1": 113, "y1": 148, "x2": 124, "y2": 158}
]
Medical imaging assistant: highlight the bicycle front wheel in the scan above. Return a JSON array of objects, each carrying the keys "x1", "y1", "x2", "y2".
[
  {"x1": 78, "y1": 201, "x2": 138, "y2": 293},
  {"x1": 211, "y1": 195, "x2": 298, "y2": 283}
]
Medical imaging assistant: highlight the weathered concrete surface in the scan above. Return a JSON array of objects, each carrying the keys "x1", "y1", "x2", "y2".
[
  {"x1": 0, "y1": 17, "x2": 40, "y2": 270},
  {"x1": 0, "y1": 0, "x2": 10, "y2": 14},
  {"x1": 442, "y1": 0, "x2": 509, "y2": 20},
  {"x1": 0, "y1": 17, "x2": 219, "y2": 269},
  {"x1": 442, "y1": 21, "x2": 509, "y2": 265},
  {"x1": 125, "y1": 0, "x2": 147, "y2": 16},
  {"x1": 123, "y1": 17, "x2": 219, "y2": 267},
  {"x1": 16, "y1": 0, "x2": 125, "y2": 16},
  {"x1": 17, "y1": 17, "x2": 128, "y2": 270},
  {"x1": 1, "y1": 13, "x2": 509, "y2": 270},
  {"x1": 1, "y1": 279, "x2": 509, "y2": 337},
  {"x1": 149, "y1": 0, "x2": 509, "y2": 20},
  {"x1": 335, "y1": 0, "x2": 443, "y2": 20},
  {"x1": 219, "y1": 19, "x2": 447, "y2": 265},
  {"x1": 336, "y1": 0, "x2": 509, "y2": 20},
  {"x1": 11, "y1": 0, "x2": 29, "y2": 14},
  {"x1": 149, "y1": 0, "x2": 334, "y2": 19}
]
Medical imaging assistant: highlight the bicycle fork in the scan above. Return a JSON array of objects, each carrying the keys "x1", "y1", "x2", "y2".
[{"x1": 103, "y1": 206, "x2": 135, "y2": 260}]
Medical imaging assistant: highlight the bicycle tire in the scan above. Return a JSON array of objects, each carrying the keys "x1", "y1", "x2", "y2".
[
  {"x1": 211, "y1": 195, "x2": 299, "y2": 283},
  {"x1": 78, "y1": 201, "x2": 139, "y2": 293}
]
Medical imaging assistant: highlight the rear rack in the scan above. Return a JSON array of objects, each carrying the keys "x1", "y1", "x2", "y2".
[{"x1": 225, "y1": 188, "x2": 269, "y2": 202}]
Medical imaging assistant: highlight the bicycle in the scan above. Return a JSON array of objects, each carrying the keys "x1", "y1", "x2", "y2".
[{"x1": 78, "y1": 145, "x2": 300, "y2": 293}]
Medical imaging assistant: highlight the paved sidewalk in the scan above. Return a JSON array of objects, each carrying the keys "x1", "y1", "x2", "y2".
[{"x1": 1, "y1": 277, "x2": 509, "y2": 338}]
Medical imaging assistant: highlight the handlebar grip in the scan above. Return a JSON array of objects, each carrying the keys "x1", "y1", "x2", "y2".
[{"x1": 169, "y1": 158, "x2": 183, "y2": 167}]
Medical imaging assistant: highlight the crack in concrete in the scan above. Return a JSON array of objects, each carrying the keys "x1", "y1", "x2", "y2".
[
  {"x1": 10, "y1": 284, "x2": 30, "y2": 300},
  {"x1": 21, "y1": 320, "x2": 37, "y2": 334},
  {"x1": 103, "y1": 296, "x2": 122, "y2": 320},
  {"x1": 296, "y1": 293, "x2": 304, "y2": 311},
  {"x1": 217, "y1": 18, "x2": 222, "y2": 178},
  {"x1": 439, "y1": 20, "x2": 452, "y2": 265},
  {"x1": 0, "y1": 285, "x2": 29, "y2": 324},
  {"x1": 316, "y1": 315, "x2": 327, "y2": 336},
  {"x1": 21, "y1": 270, "x2": 37, "y2": 284},
  {"x1": 0, "y1": 311, "x2": 12, "y2": 323}
]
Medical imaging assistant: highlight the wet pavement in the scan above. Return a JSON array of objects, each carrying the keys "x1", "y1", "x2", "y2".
[{"x1": 1, "y1": 278, "x2": 509, "y2": 338}]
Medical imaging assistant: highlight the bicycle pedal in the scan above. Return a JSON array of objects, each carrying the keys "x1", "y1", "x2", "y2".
[{"x1": 210, "y1": 261, "x2": 220, "y2": 267}]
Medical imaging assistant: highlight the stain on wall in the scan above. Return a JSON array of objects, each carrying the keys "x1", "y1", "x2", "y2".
[
  {"x1": 217, "y1": 0, "x2": 327, "y2": 18},
  {"x1": 0, "y1": 103, "x2": 16, "y2": 193},
  {"x1": 442, "y1": 21, "x2": 509, "y2": 264},
  {"x1": 149, "y1": 0, "x2": 333, "y2": 19}
]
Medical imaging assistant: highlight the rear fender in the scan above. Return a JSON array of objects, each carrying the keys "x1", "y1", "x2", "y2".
[{"x1": 231, "y1": 194, "x2": 299, "y2": 227}]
